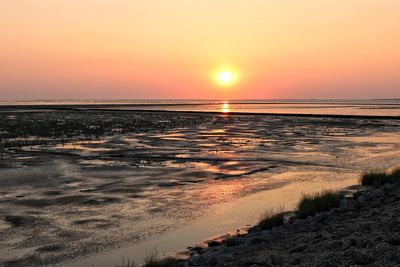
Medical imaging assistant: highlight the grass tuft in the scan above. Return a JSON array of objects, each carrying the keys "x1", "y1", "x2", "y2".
[
  {"x1": 143, "y1": 257, "x2": 181, "y2": 267},
  {"x1": 258, "y1": 206, "x2": 285, "y2": 230},
  {"x1": 360, "y1": 167, "x2": 400, "y2": 187},
  {"x1": 297, "y1": 190, "x2": 343, "y2": 219},
  {"x1": 143, "y1": 247, "x2": 182, "y2": 267},
  {"x1": 115, "y1": 248, "x2": 181, "y2": 267},
  {"x1": 115, "y1": 257, "x2": 137, "y2": 267}
]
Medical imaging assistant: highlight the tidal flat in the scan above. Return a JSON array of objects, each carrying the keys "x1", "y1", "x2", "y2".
[{"x1": 0, "y1": 108, "x2": 399, "y2": 266}]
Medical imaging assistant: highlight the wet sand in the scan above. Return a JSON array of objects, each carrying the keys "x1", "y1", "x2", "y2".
[{"x1": 0, "y1": 108, "x2": 399, "y2": 266}]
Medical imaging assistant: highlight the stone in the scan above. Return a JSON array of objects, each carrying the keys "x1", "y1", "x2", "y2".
[
  {"x1": 290, "y1": 244, "x2": 307, "y2": 253},
  {"x1": 383, "y1": 197, "x2": 396, "y2": 204},
  {"x1": 270, "y1": 254, "x2": 282, "y2": 265},
  {"x1": 343, "y1": 238, "x2": 357, "y2": 250},
  {"x1": 327, "y1": 240, "x2": 344, "y2": 250},
  {"x1": 208, "y1": 241, "x2": 222, "y2": 247},
  {"x1": 348, "y1": 249, "x2": 375, "y2": 265},
  {"x1": 387, "y1": 235, "x2": 400, "y2": 246},
  {"x1": 290, "y1": 257, "x2": 301, "y2": 265}
]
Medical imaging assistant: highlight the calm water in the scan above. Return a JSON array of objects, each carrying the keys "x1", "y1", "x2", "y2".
[{"x1": 1, "y1": 99, "x2": 400, "y2": 116}]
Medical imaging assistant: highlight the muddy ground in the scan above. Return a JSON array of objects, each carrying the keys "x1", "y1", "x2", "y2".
[{"x1": 0, "y1": 109, "x2": 399, "y2": 266}]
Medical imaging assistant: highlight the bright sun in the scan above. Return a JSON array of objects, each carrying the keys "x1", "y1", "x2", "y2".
[{"x1": 216, "y1": 70, "x2": 235, "y2": 86}]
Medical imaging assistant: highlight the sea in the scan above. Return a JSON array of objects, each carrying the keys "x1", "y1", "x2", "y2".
[{"x1": 1, "y1": 99, "x2": 400, "y2": 116}]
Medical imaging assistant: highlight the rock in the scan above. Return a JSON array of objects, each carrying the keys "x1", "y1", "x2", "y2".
[
  {"x1": 387, "y1": 234, "x2": 400, "y2": 246},
  {"x1": 291, "y1": 220, "x2": 308, "y2": 231},
  {"x1": 314, "y1": 213, "x2": 328, "y2": 222},
  {"x1": 316, "y1": 261, "x2": 341, "y2": 267},
  {"x1": 369, "y1": 188, "x2": 385, "y2": 199},
  {"x1": 383, "y1": 196, "x2": 396, "y2": 203},
  {"x1": 270, "y1": 254, "x2": 282, "y2": 265},
  {"x1": 290, "y1": 244, "x2": 307, "y2": 253},
  {"x1": 384, "y1": 183, "x2": 398, "y2": 192},
  {"x1": 188, "y1": 254, "x2": 218, "y2": 266},
  {"x1": 348, "y1": 249, "x2": 375, "y2": 265},
  {"x1": 327, "y1": 240, "x2": 344, "y2": 250},
  {"x1": 208, "y1": 241, "x2": 222, "y2": 247},
  {"x1": 339, "y1": 198, "x2": 348, "y2": 208},
  {"x1": 249, "y1": 237, "x2": 266, "y2": 244},
  {"x1": 187, "y1": 255, "x2": 202, "y2": 266},
  {"x1": 385, "y1": 219, "x2": 400, "y2": 231},
  {"x1": 290, "y1": 257, "x2": 301, "y2": 265},
  {"x1": 343, "y1": 238, "x2": 357, "y2": 250},
  {"x1": 288, "y1": 216, "x2": 296, "y2": 224},
  {"x1": 185, "y1": 185, "x2": 400, "y2": 266},
  {"x1": 243, "y1": 258, "x2": 267, "y2": 266},
  {"x1": 357, "y1": 196, "x2": 366, "y2": 203},
  {"x1": 387, "y1": 187, "x2": 400, "y2": 197},
  {"x1": 371, "y1": 200, "x2": 382, "y2": 208}
]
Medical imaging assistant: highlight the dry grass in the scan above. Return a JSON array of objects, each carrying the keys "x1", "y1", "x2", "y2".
[
  {"x1": 258, "y1": 206, "x2": 285, "y2": 230},
  {"x1": 297, "y1": 190, "x2": 343, "y2": 219},
  {"x1": 115, "y1": 247, "x2": 181, "y2": 267},
  {"x1": 360, "y1": 167, "x2": 400, "y2": 187}
]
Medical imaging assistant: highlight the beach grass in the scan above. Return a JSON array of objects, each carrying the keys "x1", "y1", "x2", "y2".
[
  {"x1": 115, "y1": 257, "x2": 181, "y2": 267},
  {"x1": 258, "y1": 206, "x2": 285, "y2": 230},
  {"x1": 360, "y1": 167, "x2": 400, "y2": 187},
  {"x1": 115, "y1": 258, "x2": 137, "y2": 267},
  {"x1": 115, "y1": 247, "x2": 182, "y2": 267},
  {"x1": 297, "y1": 190, "x2": 343, "y2": 219},
  {"x1": 142, "y1": 247, "x2": 181, "y2": 267},
  {"x1": 143, "y1": 258, "x2": 181, "y2": 267}
]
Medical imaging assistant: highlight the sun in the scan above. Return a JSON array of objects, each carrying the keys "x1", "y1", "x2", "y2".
[
  {"x1": 211, "y1": 66, "x2": 240, "y2": 87},
  {"x1": 216, "y1": 70, "x2": 236, "y2": 86},
  {"x1": 218, "y1": 71, "x2": 233, "y2": 85}
]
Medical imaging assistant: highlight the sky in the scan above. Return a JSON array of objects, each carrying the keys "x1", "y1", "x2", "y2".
[{"x1": 0, "y1": 0, "x2": 399, "y2": 100}]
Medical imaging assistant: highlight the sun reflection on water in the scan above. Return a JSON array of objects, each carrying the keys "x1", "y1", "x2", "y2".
[{"x1": 221, "y1": 102, "x2": 230, "y2": 113}]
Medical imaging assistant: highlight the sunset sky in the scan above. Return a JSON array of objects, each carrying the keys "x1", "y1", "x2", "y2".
[{"x1": 1, "y1": 0, "x2": 399, "y2": 100}]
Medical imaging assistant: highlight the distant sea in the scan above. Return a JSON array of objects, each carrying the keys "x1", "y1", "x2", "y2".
[{"x1": 1, "y1": 99, "x2": 400, "y2": 116}]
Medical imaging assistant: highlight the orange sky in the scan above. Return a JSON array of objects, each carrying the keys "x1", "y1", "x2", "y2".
[{"x1": 1, "y1": 0, "x2": 399, "y2": 100}]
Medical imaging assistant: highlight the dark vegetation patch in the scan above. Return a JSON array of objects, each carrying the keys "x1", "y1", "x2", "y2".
[
  {"x1": 13, "y1": 195, "x2": 110, "y2": 207},
  {"x1": 157, "y1": 181, "x2": 183, "y2": 188},
  {"x1": 183, "y1": 171, "x2": 209, "y2": 179},
  {"x1": 73, "y1": 218, "x2": 112, "y2": 228},
  {"x1": 143, "y1": 248, "x2": 183, "y2": 267},
  {"x1": 36, "y1": 244, "x2": 63, "y2": 252},
  {"x1": 54, "y1": 195, "x2": 92, "y2": 205},
  {"x1": 143, "y1": 258, "x2": 182, "y2": 267},
  {"x1": 361, "y1": 168, "x2": 400, "y2": 187},
  {"x1": 3, "y1": 255, "x2": 43, "y2": 267},
  {"x1": 0, "y1": 110, "x2": 213, "y2": 149},
  {"x1": 4, "y1": 215, "x2": 37, "y2": 227},
  {"x1": 297, "y1": 190, "x2": 343, "y2": 219},
  {"x1": 14, "y1": 198, "x2": 54, "y2": 208},
  {"x1": 42, "y1": 190, "x2": 62, "y2": 196},
  {"x1": 258, "y1": 206, "x2": 285, "y2": 230},
  {"x1": 105, "y1": 187, "x2": 143, "y2": 194},
  {"x1": 83, "y1": 197, "x2": 120, "y2": 205}
]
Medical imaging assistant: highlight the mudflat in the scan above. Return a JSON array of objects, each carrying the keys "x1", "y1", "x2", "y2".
[{"x1": 0, "y1": 108, "x2": 399, "y2": 266}]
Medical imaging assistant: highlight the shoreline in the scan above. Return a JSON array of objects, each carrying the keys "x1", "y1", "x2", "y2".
[
  {"x1": 183, "y1": 170, "x2": 400, "y2": 266},
  {"x1": 62, "y1": 174, "x2": 359, "y2": 267},
  {"x1": 0, "y1": 104, "x2": 400, "y2": 120},
  {"x1": 182, "y1": 184, "x2": 360, "y2": 263}
]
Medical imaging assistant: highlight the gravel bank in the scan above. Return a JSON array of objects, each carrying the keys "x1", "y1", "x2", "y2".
[{"x1": 187, "y1": 183, "x2": 400, "y2": 266}]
